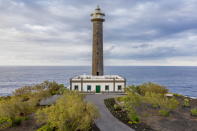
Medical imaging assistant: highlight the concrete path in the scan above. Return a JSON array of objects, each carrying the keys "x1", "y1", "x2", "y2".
[{"x1": 86, "y1": 94, "x2": 134, "y2": 131}]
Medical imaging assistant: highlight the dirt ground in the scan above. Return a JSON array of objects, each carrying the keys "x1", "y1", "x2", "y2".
[
  {"x1": 137, "y1": 96, "x2": 197, "y2": 131},
  {"x1": 105, "y1": 96, "x2": 197, "y2": 131}
]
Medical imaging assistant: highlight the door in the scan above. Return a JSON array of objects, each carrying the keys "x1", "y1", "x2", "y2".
[{"x1": 96, "y1": 85, "x2": 101, "y2": 93}]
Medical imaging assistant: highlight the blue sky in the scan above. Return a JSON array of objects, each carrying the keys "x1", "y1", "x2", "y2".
[{"x1": 0, "y1": 0, "x2": 197, "y2": 66}]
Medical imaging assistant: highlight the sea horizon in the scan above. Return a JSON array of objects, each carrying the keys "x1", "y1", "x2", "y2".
[{"x1": 0, "y1": 66, "x2": 197, "y2": 97}]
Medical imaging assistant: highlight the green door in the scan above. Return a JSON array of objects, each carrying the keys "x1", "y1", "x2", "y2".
[{"x1": 96, "y1": 85, "x2": 101, "y2": 93}]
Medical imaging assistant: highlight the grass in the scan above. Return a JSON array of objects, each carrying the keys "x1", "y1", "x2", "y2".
[
  {"x1": 191, "y1": 108, "x2": 197, "y2": 116},
  {"x1": 183, "y1": 98, "x2": 190, "y2": 107},
  {"x1": 159, "y1": 110, "x2": 170, "y2": 117}
]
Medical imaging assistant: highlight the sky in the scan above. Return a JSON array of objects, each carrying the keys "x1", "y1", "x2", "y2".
[{"x1": 0, "y1": 0, "x2": 197, "y2": 66}]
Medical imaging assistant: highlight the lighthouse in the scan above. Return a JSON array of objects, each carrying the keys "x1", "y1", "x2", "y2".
[
  {"x1": 69, "y1": 6, "x2": 126, "y2": 93},
  {"x1": 91, "y1": 6, "x2": 105, "y2": 76}
]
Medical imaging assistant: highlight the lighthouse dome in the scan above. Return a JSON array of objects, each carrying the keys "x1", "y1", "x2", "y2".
[{"x1": 91, "y1": 6, "x2": 105, "y2": 20}]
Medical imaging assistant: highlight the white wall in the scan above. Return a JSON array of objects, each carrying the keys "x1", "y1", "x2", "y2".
[
  {"x1": 115, "y1": 83, "x2": 125, "y2": 92},
  {"x1": 71, "y1": 81, "x2": 125, "y2": 92}
]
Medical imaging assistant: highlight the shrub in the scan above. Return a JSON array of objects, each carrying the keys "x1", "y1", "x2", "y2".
[
  {"x1": 0, "y1": 96, "x2": 11, "y2": 102},
  {"x1": 36, "y1": 90, "x2": 99, "y2": 131},
  {"x1": 143, "y1": 92, "x2": 163, "y2": 107},
  {"x1": 183, "y1": 98, "x2": 190, "y2": 107},
  {"x1": 126, "y1": 85, "x2": 140, "y2": 93},
  {"x1": 0, "y1": 117, "x2": 12, "y2": 129},
  {"x1": 191, "y1": 108, "x2": 197, "y2": 116},
  {"x1": 152, "y1": 104, "x2": 159, "y2": 109},
  {"x1": 143, "y1": 92, "x2": 179, "y2": 111},
  {"x1": 137, "y1": 82, "x2": 168, "y2": 96},
  {"x1": 40, "y1": 81, "x2": 65, "y2": 95},
  {"x1": 37, "y1": 124, "x2": 53, "y2": 131},
  {"x1": 12, "y1": 116, "x2": 28, "y2": 126},
  {"x1": 159, "y1": 109, "x2": 169, "y2": 117},
  {"x1": 13, "y1": 81, "x2": 65, "y2": 97},
  {"x1": 13, "y1": 81, "x2": 66, "y2": 107},
  {"x1": 127, "y1": 109, "x2": 140, "y2": 124},
  {"x1": 124, "y1": 91, "x2": 142, "y2": 108},
  {"x1": 0, "y1": 97, "x2": 35, "y2": 119},
  {"x1": 114, "y1": 104, "x2": 121, "y2": 111},
  {"x1": 116, "y1": 97, "x2": 124, "y2": 102},
  {"x1": 0, "y1": 81, "x2": 66, "y2": 130},
  {"x1": 173, "y1": 93, "x2": 184, "y2": 97},
  {"x1": 0, "y1": 95, "x2": 35, "y2": 129},
  {"x1": 164, "y1": 97, "x2": 179, "y2": 110}
]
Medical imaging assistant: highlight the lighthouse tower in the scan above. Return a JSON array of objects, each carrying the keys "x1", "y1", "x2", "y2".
[
  {"x1": 69, "y1": 6, "x2": 126, "y2": 93},
  {"x1": 91, "y1": 6, "x2": 105, "y2": 76}
]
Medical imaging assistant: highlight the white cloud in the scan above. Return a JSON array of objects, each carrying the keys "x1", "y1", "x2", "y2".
[{"x1": 0, "y1": 0, "x2": 196, "y2": 66}]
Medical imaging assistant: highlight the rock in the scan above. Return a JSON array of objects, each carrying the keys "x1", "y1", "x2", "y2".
[
  {"x1": 39, "y1": 95, "x2": 61, "y2": 106},
  {"x1": 165, "y1": 93, "x2": 174, "y2": 97}
]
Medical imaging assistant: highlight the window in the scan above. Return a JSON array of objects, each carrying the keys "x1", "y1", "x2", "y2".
[
  {"x1": 118, "y1": 85, "x2": 122, "y2": 90},
  {"x1": 74, "y1": 85, "x2": 78, "y2": 90},
  {"x1": 105, "y1": 85, "x2": 109, "y2": 91},
  {"x1": 87, "y1": 85, "x2": 91, "y2": 91}
]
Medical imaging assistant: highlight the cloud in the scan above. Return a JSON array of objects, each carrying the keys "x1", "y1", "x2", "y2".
[{"x1": 0, "y1": 0, "x2": 197, "y2": 66}]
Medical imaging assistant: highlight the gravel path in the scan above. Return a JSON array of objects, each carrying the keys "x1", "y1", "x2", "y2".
[{"x1": 86, "y1": 94, "x2": 135, "y2": 131}]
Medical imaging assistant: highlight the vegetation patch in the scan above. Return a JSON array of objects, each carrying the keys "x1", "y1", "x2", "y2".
[
  {"x1": 36, "y1": 90, "x2": 99, "y2": 131},
  {"x1": 105, "y1": 82, "x2": 197, "y2": 131},
  {"x1": 183, "y1": 98, "x2": 190, "y2": 107},
  {"x1": 158, "y1": 110, "x2": 169, "y2": 117},
  {"x1": 0, "y1": 81, "x2": 100, "y2": 131},
  {"x1": 104, "y1": 98, "x2": 153, "y2": 131},
  {"x1": 191, "y1": 108, "x2": 197, "y2": 116}
]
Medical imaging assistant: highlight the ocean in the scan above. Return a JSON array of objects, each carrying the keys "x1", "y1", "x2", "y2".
[{"x1": 0, "y1": 66, "x2": 197, "y2": 97}]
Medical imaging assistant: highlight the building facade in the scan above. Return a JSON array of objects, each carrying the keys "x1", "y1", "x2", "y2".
[{"x1": 70, "y1": 75, "x2": 126, "y2": 93}]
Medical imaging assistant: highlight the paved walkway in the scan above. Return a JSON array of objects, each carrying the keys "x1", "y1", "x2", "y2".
[{"x1": 86, "y1": 94, "x2": 134, "y2": 131}]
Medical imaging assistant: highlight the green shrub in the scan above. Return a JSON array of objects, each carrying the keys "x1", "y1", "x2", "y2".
[
  {"x1": 183, "y1": 98, "x2": 190, "y2": 107},
  {"x1": 114, "y1": 104, "x2": 121, "y2": 111},
  {"x1": 12, "y1": 81, "x2": 66, "y2": 109},
  {"x1": 40, "y1": 81, "x2": 65, "y2": 95},
  {"x1": 191, "y1": 108, "x2": 197, "y2": 116},
  {"x1": 12, "y1": 116, "x2": 28, "y2": 126},
  {"x1": 128, "y1": 109, "x2": 140, "y2": 124},
  {"x1": 116, "y1": 97, "x2": 124, "y2": 102},
  {"x1": 0, "y1": 97, "x2": 35, "y2": 119},
  {"x1": 173, "y1": 93, "x2": 184, "y2": 97},
  {"x1": 37, "y1": 124, "x2": 53, "y2": 131},
  {"x1": 164, "y1": 97, "x2": 179, "y2": 110},
  {"x1": 0, "y1": 81, "x2": 66, "y2": 130},
  {"x1": 13, "y1": 81, "x2": 65, "y2": 99},
  {"x1": 143, "y1": 92, "x2": 179, "y2": 111},
  {"x1": 143, "y1": 92, "x2": 163, "y2": 106},
  {"x1": 0, "y1": 96, "x2": 11, "y2": 102},
  {"x1": 36, "y1": 90, "x2": 99, "y2": 131},
  {"x1": 126, "y1": 85, "x2": 140, "y2": 93},
  {"x1": 159, "y1": 109, "x2": 169, "y2": 117},
  {"x1": 138, "y1": 82, "x2": 168, "y2": 96},
  {"x1": 124, "y1": 91, "x2": 142, "y2": 108},
  {"x1": 152, "y1": 104, "x2": 159, "y2": 109},
  {"x1": 0, "y1": 117, "x2": 12, "y2": 129}
]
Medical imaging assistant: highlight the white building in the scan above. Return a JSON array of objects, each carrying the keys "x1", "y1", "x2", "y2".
[{"x1": 70, "y1": 75, "x2": 126, "y2": 93}]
